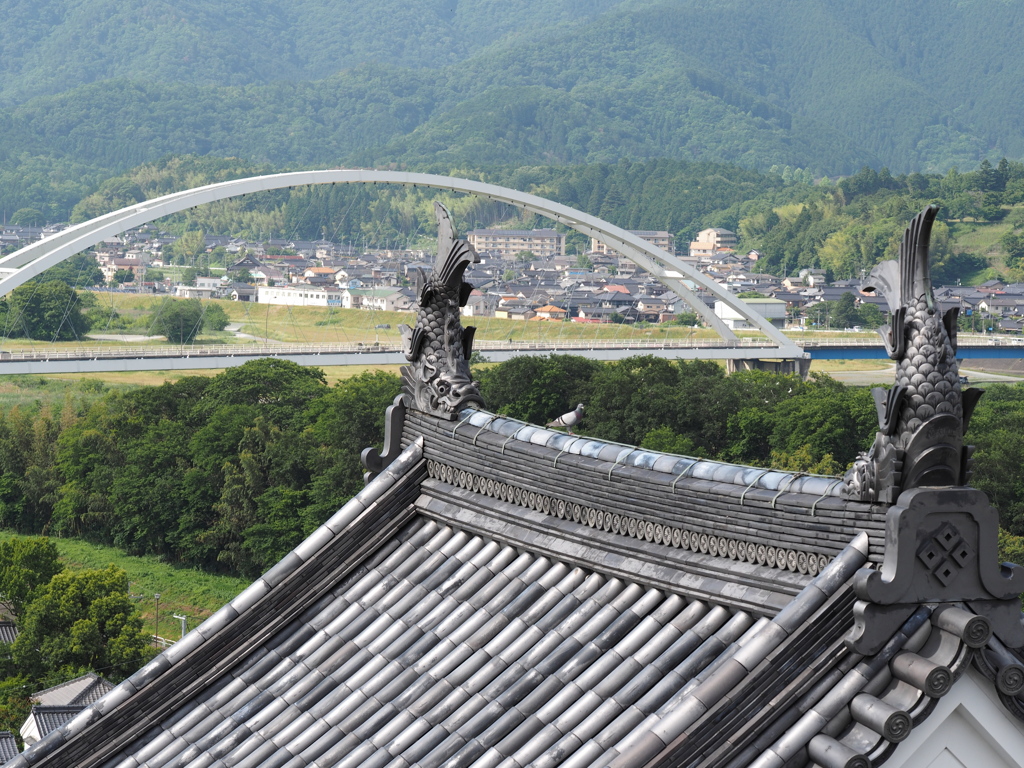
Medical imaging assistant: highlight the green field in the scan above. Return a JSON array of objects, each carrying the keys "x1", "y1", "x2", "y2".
[
  {"x1": 1, "y1": 290, "x2": 889, "y2": 354},
  {"x1": 0, "y1": 531, "x2": 249, "y2": 639}
]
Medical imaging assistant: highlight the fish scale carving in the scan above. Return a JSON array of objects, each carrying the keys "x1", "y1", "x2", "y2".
[{"x1": 896, "y1": 295, "x2": 962, "y2": 434}]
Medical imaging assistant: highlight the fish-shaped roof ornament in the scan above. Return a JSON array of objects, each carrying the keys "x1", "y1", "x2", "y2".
[
  {"x1": 844, "y1": 205, "x2": 983, "y2": 503},
  {"x1": 398, "y1": 202, "x2": 485, "y2": 419}
]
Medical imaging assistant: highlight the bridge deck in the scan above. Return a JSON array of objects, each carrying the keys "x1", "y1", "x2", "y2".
[{"x1": 0, "y1": 335, "x2": 1019, "y2": 374}]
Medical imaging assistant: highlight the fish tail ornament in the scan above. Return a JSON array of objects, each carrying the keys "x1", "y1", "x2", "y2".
[
  {"x1": 844, "y1": 205, "x2": 983, "y2": 503},
  {"x1": 398, "y1": 202, "x2": 485, "y2": 419}
]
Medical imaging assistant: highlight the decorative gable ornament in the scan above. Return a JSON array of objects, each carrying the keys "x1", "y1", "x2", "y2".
[
  {"x1": 398, "y1": 202, "x2": 485, "y2": 420},
  {"x1": 843, "y1": 205, "x2": 1024, "y2": 653}
]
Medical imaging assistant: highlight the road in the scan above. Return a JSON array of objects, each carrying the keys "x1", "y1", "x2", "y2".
[{"x1": 827, "y1": 364, "x2": 1023, "y2": 386}]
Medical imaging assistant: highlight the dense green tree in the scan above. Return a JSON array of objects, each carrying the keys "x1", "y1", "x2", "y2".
[
  {"x1": 968, "y1": 385, "x2": 1024, "y2": 535},
  {"x1": 0, "y1": 676, "x2": 32, "y2": 741},
  {"x1": 585, "y1": 356, "x2": 682, "y2": 445},
  {"x1": 1002, "y1": 231, "x2": 1024, "y2": 268},
  {"x1": 149, "y1": 298, "x2": 205, "y2": 344},
  {"x1": 198, "y1": 358, "x2": 327, "y2": 425},
  {"x1": 640, "y1": 426, "x2": 698, "y2": 457},
  {"x1": 4, "y1": 280, "x2": 90, "y2": 341},
  {"x1": 0, "y1": 538, "x2": 62, "y2": 619},
  {"x1": 203, "y1": 303, "x2": 230, "y2": 332},
  {"x1": 10, "y1": 566, "x2": 150, "y2": 683},
  {"x1": 170, "y1": 231, "x2": 207, "y2": 266},
  {"x1": 40, "y1": 254, "x2": 104, "y2": 288},
  {"x1": 475, "y1": 355, "x2": 602, "y2": 427},
  {"x1": 9, "y1": 208, "x2": 43, "y2": 226},
  {"x1": 304, "y1": 370, "x2": 403, "y2": 502}
]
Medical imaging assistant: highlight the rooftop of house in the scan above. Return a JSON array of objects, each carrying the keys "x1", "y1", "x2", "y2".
[{"x1": 30, "y1": 674, "x2": 113, "y2": 707}]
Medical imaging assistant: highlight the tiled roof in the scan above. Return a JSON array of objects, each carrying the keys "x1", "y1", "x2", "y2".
[
  {"x1": 5, "y1": 416, "x2": 1009, "y2": 768},
  {"x1": 0, "y1": 622, "x2": 17, "y2": 644},
  {"x1": 25, "y1": 707, "x2": 82, "y2": 740},
  {"x1": 31, "y1": 674, "x2": 113, "y2": 707},
  {"x1": 0, "y1": 734, "x2": 16, "y2": 763}
]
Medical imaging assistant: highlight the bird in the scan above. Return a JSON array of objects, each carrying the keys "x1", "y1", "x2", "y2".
[{"x1": 547, "y1": 404, "x2": 584, "y2": 434}]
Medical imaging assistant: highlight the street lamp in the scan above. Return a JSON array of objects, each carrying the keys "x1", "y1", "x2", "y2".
[
  {"x1": 154, "y1": 593, "x2": 161, "y2": 647},
  {"x1": 172, "y1": 614, "x2": 188, "y2": 640}
]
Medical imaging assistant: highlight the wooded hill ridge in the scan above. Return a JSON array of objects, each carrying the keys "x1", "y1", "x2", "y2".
[{"x1": 2, "y1": 0, "x2": 1023, "y2": 182}]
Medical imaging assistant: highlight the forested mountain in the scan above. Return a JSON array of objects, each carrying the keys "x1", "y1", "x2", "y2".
[
  {"x1": 1, "y1": 0, "x2": 1023, "y2": 191},
  {"x1": 0, "y1": 0, "x2": 619, "y2": 100}
]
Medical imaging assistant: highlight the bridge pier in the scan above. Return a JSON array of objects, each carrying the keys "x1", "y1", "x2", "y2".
[{"x1": 727, "y1": 357, "x2": 812, "y2": 378}]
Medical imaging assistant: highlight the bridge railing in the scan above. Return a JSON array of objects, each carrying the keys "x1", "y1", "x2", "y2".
[
  {"x1": 0, "y1": 333, "x2": 1020, "y2": 362},
  {"x1": 0, "y1": 337, "x2": 794, "y2": 361},
  {"x1": 797, "y1": 333, "x2": 1024, "y2": 348}
]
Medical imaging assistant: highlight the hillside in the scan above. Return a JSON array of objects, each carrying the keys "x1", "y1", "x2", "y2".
[{"x1": 1, "y1": 0, "x2": 1023, "y2": 191}]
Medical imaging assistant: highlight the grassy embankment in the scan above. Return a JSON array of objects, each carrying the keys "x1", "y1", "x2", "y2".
[
  {"x1": 0, "y1": 530, "x2": 248, "y2": 639},
  {"x1": 0, "y1": 291, "x2": 894, "y2": 386},
  {"x1": 947, "y1": 204, "x2": 1024, "y2": 280}
]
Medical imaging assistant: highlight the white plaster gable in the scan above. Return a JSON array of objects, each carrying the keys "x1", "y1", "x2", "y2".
[{"x1": 887, "y1": 666, "x2": 1024, "y2": 768}]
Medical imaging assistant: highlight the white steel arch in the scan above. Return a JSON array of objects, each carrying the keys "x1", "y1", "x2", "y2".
[{"x1": 0, "y1": 170, "x2": 801, "y2": 355}]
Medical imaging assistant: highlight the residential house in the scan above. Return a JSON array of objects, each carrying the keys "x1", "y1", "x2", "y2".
[
  {"x1": 229, "y1": 285, "x2": 257, "y2": 302},
  {"x1": 227, "y1": 254, "x2": 263, "y2": 272},
  {"x1": 635, "y1": 295, "x2": 668, "y2": 317},
  {"x1": 574, "y1": 305, "x2": 619, "y2": 323},
  {"x1": 979, "y1": 296, "x2": 1024, "y2": 317},
  {"x1": 463, "y1": 291, "x2": 501, "y2": 318},
  {"x1": 251, "y1": 266, "x2": 286, "y2": 286},
  {"x1": 533, "y1": 304, "x2": 568, "y2": 321},
  {"x1": 301, "y1": 267, "x2": 342, "y2": 285},
  {"x1": 493, "y1": 302, "x2": 537, "y2": 321},
  {"x1": 174, "y1": 284, "x2": 218, "y2": 300},
  {"x1": 20, "y1": 674, "x2": 113, "y2": 749},
  {"x1": 341, "y1": 288, "x2": 414, "y2": 312}
]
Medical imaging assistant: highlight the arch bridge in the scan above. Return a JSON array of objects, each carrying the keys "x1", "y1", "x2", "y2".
[{"x1": 0, "y1": 170, "x2": 804, "y2": 361}]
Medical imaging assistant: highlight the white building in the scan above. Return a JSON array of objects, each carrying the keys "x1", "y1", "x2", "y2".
[
  {"x1": 714, "y1": 297, "x2": 786, "y2": 329},
  {"x1": 257, "y1": 285, "x2": 344, "y2": 307},
  {"x1": 341, "y1": 288, "x2": 414, "y2": 312}
]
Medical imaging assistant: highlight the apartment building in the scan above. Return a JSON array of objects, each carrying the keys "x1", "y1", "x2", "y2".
[
  {"x1": 688, "y1": 227, "x2": 738, "y2": 260},
  {"x1": 466, "y1": 228, "x2": 565, "y2": 260},
  {"x1": 589, "y1": 230, "x2": 675, "y2": 256}
]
